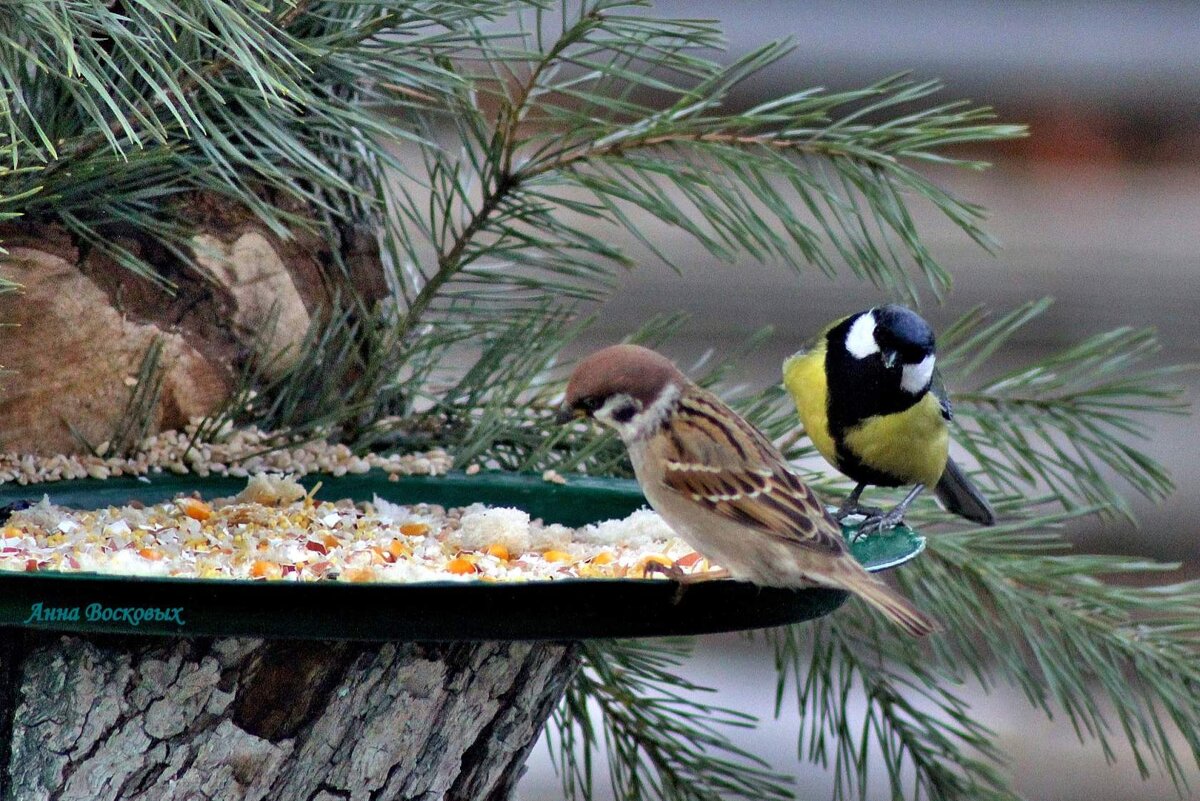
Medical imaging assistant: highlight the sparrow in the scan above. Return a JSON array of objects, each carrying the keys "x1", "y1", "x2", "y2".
[
  {"x1": 560, "y1": 343, "x2": 936, "y2": 637},
  {"x1": 782, "y1": 304, "x2": 996, "y2": 533}
]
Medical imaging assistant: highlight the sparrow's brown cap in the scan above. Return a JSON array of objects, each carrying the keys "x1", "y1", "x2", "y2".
[{"x1": 563, "y1": 344, "x2": 686, "y2": 414}]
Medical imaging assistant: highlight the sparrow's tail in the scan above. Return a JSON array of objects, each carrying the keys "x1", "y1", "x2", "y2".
[
  {"x1": 934, "y1": 457, "x2": 997, "y2": 526},
  {"x1": 843, "y1": 572, "x2": 939, "y2": 637}
]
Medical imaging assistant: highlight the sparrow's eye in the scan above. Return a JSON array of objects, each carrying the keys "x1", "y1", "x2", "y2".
[{"x1": 579, "y1": 396, "x2": 603, "y2": 413}]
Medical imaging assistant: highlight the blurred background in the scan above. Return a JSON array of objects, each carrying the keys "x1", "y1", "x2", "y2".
[{"x1": 521, "y1": 2, "x2": 1199, "y2": 799}]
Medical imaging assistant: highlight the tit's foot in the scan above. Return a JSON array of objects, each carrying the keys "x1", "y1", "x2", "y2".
[
  {"x1": 835, "y1": 500, "x2": 884, "y2": 522},
  {"x1": 858, "y1": 508, "x2": 906, "y2": 537}
]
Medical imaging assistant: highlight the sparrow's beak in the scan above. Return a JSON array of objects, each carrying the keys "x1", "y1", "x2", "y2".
[{"x1": 556, "y1": 404, "x2": 585, "y2": 424}]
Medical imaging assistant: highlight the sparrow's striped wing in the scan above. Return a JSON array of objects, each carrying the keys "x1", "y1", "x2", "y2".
[{"x1": 654, "y1": 388, "x2": 846, "y2": 555}]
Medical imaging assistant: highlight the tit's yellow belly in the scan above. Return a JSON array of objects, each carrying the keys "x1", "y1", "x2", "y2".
[
  {"x1": 843, "y1": 393, "x2": 949, "y2": 487},
  {"x1": 782, "y1": 348, "x2": 839, "y2": 467},
  {"x1": 784, "y1": 348, "x2": 948, "y2": 487}
]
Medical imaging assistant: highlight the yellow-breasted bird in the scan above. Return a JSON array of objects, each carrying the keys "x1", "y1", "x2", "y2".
[{"x1": 783, "y1": 304, "x2": 996, "y2": 533}]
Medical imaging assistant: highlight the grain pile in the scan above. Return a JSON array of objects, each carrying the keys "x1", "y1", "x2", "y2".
[
  {"x1": 0, "y1": 474, "x2": 708, "y2": 583},
  {"x1": 0, "y1": 421, "x2": 452, "y2": 486}
]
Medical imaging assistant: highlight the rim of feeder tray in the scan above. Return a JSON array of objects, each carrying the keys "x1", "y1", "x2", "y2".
[{"x1": 0, "y1": 470, "x2": 925, "y2": 641}]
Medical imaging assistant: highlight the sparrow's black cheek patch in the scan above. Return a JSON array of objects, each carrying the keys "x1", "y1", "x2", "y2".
[{"x1": 612, "y1": 403, "x2": 637, "y2": 423}]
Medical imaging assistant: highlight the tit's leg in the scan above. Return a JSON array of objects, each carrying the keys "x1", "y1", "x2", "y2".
[
  {"x1": 840, "y1": 489, "x2": 888, "y2": 537},
  {"x1": 860, "y1": 484, "x2": 925, "y2": 536},
  {"x1": 835, "y1": 483, "x2": 884, "y2": 521}
]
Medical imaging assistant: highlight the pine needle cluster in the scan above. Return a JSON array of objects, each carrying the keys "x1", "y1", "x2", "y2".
[{"x1": 1, "y1": 2, "x2": 1195, "y2": 800}]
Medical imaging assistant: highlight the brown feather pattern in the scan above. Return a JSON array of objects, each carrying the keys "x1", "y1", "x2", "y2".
[
  {"x1": 657, "y1": 388, "x2": 846, "y2": 556},
  {"x1": 651, "y1": 386, "x2": 937, "y2": 637}
]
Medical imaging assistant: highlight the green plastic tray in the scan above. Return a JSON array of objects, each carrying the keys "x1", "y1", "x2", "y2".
[{"x1": 0, "y1": 470, "x2": 924, "y2": 641}]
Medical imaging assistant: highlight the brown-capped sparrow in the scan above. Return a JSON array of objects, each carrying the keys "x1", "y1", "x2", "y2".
[{"x1": 560, "y1": 344, "x2": 936, "y2": 637}]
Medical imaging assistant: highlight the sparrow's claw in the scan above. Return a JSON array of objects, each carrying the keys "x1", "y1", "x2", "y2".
[
  {"x1": 640, "y1": 559, "x2": 689, "y2": 582},
  {"x1": 640, "y1": 560, "x2": 730, "y2": 584},
  {"x1": 677, "y1": 567, "x2": 731, "y2": 584}
]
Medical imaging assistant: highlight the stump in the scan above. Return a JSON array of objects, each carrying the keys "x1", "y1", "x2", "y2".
[{"x1": 0, "y1": 633, "x2": 579, "y2": 801}]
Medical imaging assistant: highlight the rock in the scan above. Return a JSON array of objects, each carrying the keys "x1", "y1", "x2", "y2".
[{"x1": 0, "y1": 245, "x2": 229, "y2": 454}]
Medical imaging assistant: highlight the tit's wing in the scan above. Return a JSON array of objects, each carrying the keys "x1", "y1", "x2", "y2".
[
  {"x1": 653, "y1": 388, "x2": 846, "y2": 555},
  {"x1": 931, "y1": 367, "x2": 953, "y2": 421}
]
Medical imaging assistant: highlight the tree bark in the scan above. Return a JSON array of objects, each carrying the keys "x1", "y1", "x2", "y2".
[{"x1": 0, "y1": 632, "x2": 579, "y2": 801}]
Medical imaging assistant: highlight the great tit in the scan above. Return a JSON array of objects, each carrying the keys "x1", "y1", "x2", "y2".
[{"x1": 782, "y1": 304, "x2": 996, "y2": 532}]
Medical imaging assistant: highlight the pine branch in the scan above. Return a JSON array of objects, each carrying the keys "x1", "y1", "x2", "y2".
[
  {"x1": 550, "y1": 639, "x2": 795, "y2": 801},
  {"x1": 384, "y1": 0, "x2": 1022, "y2": 356},
  {"x1": 109, "y1": 335, "x2": 167, "y2": 458},
  {"x1": 770, "y1": 619, "x2": 1017, "y2": 801},
  {"x1": 939, "y1": 299, "x2": 1192, "y2": 517},
  {"x1": 897, "y1": 516, "x2": 1200, "y2": 792},
  {"x1": 0, "y1": 0, "x2": 494, "y2": 283}
]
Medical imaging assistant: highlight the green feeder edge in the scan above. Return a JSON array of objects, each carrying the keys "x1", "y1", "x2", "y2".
[{"x1": 0, "y1": 470, "x2": 925, "y2": 641}]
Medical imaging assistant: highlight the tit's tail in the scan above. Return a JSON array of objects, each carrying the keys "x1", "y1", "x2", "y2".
[
  {"x1": 935, "y1": 457, "x2": 997, "y2": 526},
  {"x1": 840, "y1": 570, "x2": 939, "y2": 637}
]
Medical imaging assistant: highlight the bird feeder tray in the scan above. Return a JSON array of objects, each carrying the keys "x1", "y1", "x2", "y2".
[{"x1": 0, "y1": 471, "x2": 925, "y2": 641}]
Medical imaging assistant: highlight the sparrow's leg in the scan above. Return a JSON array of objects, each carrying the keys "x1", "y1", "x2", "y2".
[
  {"x1": 640, "y1": 561, "x2": 730, "y2": 583},
  {"x1": 859, "y1": 484, "x2": 925, "y2": 535},
  {"x1": 641, "y1": 562, "x2": 733, "y2": 604},
  {"x1": 835, "y1": 483, "x2": 883, "y2": 520},
  {"x1": 676, "y1": 567, "x2": 732, "y2": 584}
]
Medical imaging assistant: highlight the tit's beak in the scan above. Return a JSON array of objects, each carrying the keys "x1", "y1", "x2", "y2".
[
  {"x1": 556, "y1": 405, "x2": 585, "y2": 424},
  {"x1": 882, "y1": 350, "x2": 898, "y2": 369}
]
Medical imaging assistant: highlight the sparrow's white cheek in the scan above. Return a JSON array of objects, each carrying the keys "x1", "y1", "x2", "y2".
[
  {"x1": 845, "y1": 313, "x2": 879, "y2": 359},
  {"x1": 901, "y1": 354, "x2": 935, "y2": 394}
]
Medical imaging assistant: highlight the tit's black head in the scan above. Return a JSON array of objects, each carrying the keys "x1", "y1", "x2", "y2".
[
  {"x1": 873, "y1": 304, "x2": 936, "y2": 364},
  {"x1": 826, "y1": 304, "x2": 939, "y2": 427}
]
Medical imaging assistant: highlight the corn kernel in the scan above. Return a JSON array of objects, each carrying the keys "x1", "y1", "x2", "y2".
[
  {"x1": 484, "y1": 544, "x2": 510, "y2": 561},
  {"x1": 400, "y1": 522, "x2": 430, "y2": 537},
  {"x1": 178, "y1": 498, "x2": 213, "y2": 522},
  {"x1": 590, "y1": 551, "x2": 614, "y2": 565},
  {"x1": 138, "y1": 548, "x2": 165, "y2": 561},
  {"x1": 387, "y1": 539, "x2": 408, "y2": 560},
  {"x1": 447, "y1": 557, "x2": 478, "y2": 575},
  {"x1": 249, "y1": 560, "x2": 283, "y2": 580},
  {"x1": 542, "y1": 549, "x2": 574, "y2": 564},
  {"x1": 343, "y1": 566, "x2": 376, "y2": 582}
]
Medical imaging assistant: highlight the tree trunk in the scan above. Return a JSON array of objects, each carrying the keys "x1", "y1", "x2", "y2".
[{"x1": 0, "y1": 632, "x2": 579, "y2": 801}]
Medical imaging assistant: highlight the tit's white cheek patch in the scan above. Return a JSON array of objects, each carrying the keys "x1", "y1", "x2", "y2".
[
  {"x1": 845, "y1": 313, "x2": 879, "y2": 359},
  {"x1": 901, "y1": 355, "x2": 935, "y2": 394}
]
